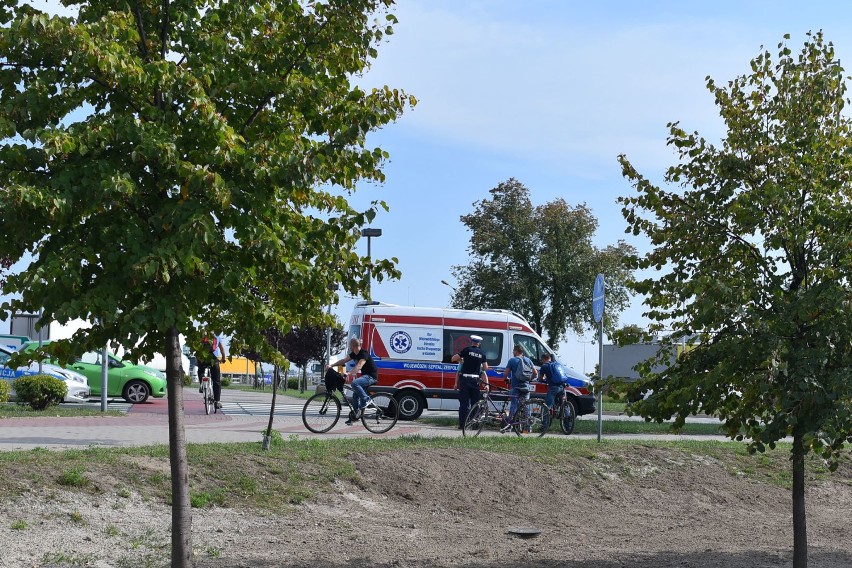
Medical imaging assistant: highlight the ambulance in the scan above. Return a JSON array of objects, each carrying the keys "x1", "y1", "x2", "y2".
[{"x1": 347, "y1": 301, "x2": 596, "y2": 421}]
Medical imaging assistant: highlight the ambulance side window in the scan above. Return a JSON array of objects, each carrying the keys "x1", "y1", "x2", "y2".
[
  {"x1": 443, "y1": 330, "x2": 502, "y2": 366},
  {"x1": 512, "y1": 334, "x2": 548, "y2": 366},
  {"x1": 348, "y1": 325, "x2": 361, "y2": 341}
]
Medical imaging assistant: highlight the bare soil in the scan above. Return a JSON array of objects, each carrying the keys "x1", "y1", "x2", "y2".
[{"x1": 1, "y1": 445, "x2": 851, "y2": 567}]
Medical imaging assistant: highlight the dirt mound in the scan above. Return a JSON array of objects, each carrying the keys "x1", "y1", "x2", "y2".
[{"x1": 2, "y1": 445, "x2": 851, "y2": 568}]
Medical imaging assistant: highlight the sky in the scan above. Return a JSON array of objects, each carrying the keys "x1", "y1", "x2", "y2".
[{"x1": 5, "y1": 1, "x2": 852, "y2": 372}]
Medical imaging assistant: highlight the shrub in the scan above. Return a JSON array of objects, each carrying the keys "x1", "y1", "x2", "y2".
[
  {"x1": 221, "y1": 377, "x2": 232, "y2": 387},
  {"x1": 182, "y1": 373, "x2": 191, "y2": 386},
  {"x1": 286, "y1": 377, "x2": 299, "y2": 390},
  {"x1": 12, "y1": 374, "x2": 67, "y2": 410},
  {"x1": 0, "y1": 380, "x2": 10, "y2": 403}
]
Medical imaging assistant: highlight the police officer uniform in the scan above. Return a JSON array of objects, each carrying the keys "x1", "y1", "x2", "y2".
[{"x1": 456, "y1": 335, "x2": 487, "y2": 429}]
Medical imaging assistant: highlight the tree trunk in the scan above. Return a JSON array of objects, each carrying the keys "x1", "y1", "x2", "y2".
[
  {"x1": 792, "y1": 433, "x2": 808, "y2": 568},
  {"x1": 263, "y1": 365, "x2": 280, "y2": 450},
  {"x1": 301, "y1": 366, "x2": 306, "y2": 393},
  {"x1": 165, "y1": 326, "x2": 194, "y2": 567}
]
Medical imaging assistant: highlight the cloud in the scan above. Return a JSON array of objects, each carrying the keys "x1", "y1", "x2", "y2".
[{"x1": 364, "y1": 3, "x2": 848, "y2": 177}]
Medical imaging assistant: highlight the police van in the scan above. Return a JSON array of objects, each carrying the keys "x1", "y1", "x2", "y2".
[{"x1": 347, "y1": 301, "x2": 595, "y2": 421}]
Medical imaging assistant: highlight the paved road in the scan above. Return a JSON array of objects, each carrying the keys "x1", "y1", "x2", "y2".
[{"x1": 0, "y1": 387, "x2": 729, "y2": 451}]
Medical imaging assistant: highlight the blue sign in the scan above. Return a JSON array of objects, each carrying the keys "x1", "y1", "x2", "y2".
[{"x1": 592, "y1": 273, "x2": 605, "y2": 323}]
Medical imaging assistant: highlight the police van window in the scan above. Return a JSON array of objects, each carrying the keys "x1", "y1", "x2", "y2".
[
  {"x1": 443, "y1": 330, "x2": 502, "y2": 366},
  {"x1": 512, "y1": 334, "x2": 548, "y2": 366},
  {"x1": 0, "y1": 351, "x2": 9, "y2": 365}
]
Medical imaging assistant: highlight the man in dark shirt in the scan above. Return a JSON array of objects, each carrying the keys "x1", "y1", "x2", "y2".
[
  {"x1": 451, "y1": 335, "x2": 489, "y2": 430},
  {"x1": 329, "y1": 338, "x2": 378, "y2": 425}
]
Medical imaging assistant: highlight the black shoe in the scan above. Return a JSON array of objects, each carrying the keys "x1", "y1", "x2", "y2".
[
  {"x1": 215, "y1": 401, "x2": 222, "y2": 409},
  {"x1": 345, "y1": 418, "x2": 354, "y2": 426}
]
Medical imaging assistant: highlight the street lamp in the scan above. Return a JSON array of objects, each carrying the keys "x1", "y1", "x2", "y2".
[
  {"x1": 440, "y1": 279, "x2": 457, "y2": 292},
  {"x1": 361, "y1": 228, "x2": 382, "y2": 300}
]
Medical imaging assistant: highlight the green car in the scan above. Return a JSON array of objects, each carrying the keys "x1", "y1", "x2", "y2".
[{"x1": 22, "y1": 341, "x2": 167, "y2": 403}]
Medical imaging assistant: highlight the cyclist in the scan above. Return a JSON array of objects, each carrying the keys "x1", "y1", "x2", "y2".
[
  {"x1": 538, "y1": 352, "x2": 564, "y2": 428},
  {"x1": 451, "y1": 334, "x2": 489, "y2": 430},
  {"x1": 197, "y1": 332, "x2": 227, "y2": 409},
  {"x1": 329, "y1": 338, "x2": 377, "y2": 425},
  {"x1": 502, "y1": 344, "x2": 537, "y2": 426}
]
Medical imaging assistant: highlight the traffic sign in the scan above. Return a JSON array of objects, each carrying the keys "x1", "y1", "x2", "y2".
[{"x1": 592, "y1": 274, "x2": 605, "y2": 323}]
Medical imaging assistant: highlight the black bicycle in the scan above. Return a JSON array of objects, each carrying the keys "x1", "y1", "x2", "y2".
[
  {"x1": 302, "y1": 385, "x2": 399, "y2": 434},
  {"x1": 544, "y1": 384, "x2": 576, "y2": 435},
  {"x1": 463, "y1": 382, "x2": 548, "y2": 438}
]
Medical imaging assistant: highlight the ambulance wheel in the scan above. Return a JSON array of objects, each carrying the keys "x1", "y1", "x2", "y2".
[{"x1": 395, "y1": 390, "x2": 424, "y2": 421}]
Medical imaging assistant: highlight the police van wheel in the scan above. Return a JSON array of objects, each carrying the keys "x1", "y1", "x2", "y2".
[{"x1": 395, "y1": 391, "x2": 424, "y2": 421}]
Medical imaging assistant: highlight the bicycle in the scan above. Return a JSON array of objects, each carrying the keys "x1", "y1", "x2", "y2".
[
  {"x1": 302, "y1": 384, "x2": 399, "y2": 434},
  {"x1": 199, "y1": 370, "x2": 217, "y2": 415},
  {"x1": 462, "y1": 382, "x2": 548, "y2": 438},
  {"x1": 544, "y1": 383, "x2": 576, "y2": 435}
]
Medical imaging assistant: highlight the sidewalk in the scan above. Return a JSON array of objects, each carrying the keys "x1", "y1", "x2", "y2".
[
  {"x1": 0, "y1": 387, "x2": 730, "y2": 451},
  {"x1": 0, "y1": 387, "x2": 435, "y2": 450}
]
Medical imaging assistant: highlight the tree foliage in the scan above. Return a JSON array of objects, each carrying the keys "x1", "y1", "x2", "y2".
[
  {"x1": 450, "y1": 178, "x2": 635, "y2": 346},
  {"x1": 618, "y1": 31, "x2": 852, "y2": 567},
  {"x1": 0, "y1": 1, "x2": 412, "y2": 565}
]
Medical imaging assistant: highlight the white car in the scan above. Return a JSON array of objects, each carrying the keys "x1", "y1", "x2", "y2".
[{"x1": 0, "y1": 345, "x2": 91, "y2": 403}]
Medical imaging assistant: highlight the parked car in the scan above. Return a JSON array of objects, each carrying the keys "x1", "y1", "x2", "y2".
[
  {"x1": 0, "y1": 345, "x2": 90, "y2": 403},
  {"x1": 22, "y1": 342, "x2": 166, "y2": 403}
]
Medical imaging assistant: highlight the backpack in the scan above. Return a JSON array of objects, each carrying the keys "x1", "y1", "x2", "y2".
[
  {"x1": 515, "y1": 356, "x2": 533, "y2": 384},
  {"x1": 549, "y1": 362, "x2": 569, "y2": 386},
  {"x1": 324, "y1": 368, "x2": 345, "y2": 394}
]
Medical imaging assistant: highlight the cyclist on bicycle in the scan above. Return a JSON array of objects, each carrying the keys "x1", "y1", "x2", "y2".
[
  {"x1": 451, "y1": 334, "x2": 489, "y2": 430},
  {"x1": 197, "y1": 332, "x2": 227, "y2": 409},
  {"x1": 503, "y1": 344, "x2": 537, "y2": 424},
  {"x1": 328, "y1": 338, "x2": 377, "y2": 425}
]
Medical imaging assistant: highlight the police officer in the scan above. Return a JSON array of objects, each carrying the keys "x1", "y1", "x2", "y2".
[{"x1": 451, "y1": 335, "x2": 489, "y2": 430}]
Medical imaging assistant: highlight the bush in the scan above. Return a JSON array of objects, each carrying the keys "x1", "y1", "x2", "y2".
[
  {"x1": 182, "y1": 374, "x2": 191, "y2": 386},
  {"x1": 0, "y1": 380, "x2": 10, "y2": 403},
  {"x1": 12, "y1": 374, "x2": 67, "y2": 410},
  {"x1": 221, "y1": 377, "x2": 232, "y2": 387},
  {"x1": 286, "y1": 377, "x2": 299, "y2": 390}
]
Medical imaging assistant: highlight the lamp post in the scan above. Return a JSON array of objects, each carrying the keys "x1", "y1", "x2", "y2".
[
  {"x1": 440, "y1": 279, "x2": 457, "y2": 292},
  {"x1": 361, "y1": 228, "x2": 382, "y2": 300},
  {"x1": 578, "y1": 338, "x2": 592, "y2": 374}
]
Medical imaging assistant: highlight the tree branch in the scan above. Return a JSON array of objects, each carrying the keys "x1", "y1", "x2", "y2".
[
  {"x1": 86, "y1": 74, "x2": 151, "y2": 122},
  {"x1": 132, "y1": 1, "x2": 150, "y2": 63},
  {"x1": 240, "y1": 12, "x2": 333, "y2": 137}
]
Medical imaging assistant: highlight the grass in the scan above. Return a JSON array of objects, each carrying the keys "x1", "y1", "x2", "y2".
[
  {"x1": 224, "y1": 383, "x2": 317, "y2": 400},
  {"x1": 11, "y1": 519, "x2": 27, "y2": 530},
  {"x1": 57, "y1": 467, "x2": 88, "y2": 487},
  {"x1": 417, "y1": 414, "x2": 727, "y2": 436},
  {"x1": 0, "y1": 403, "x2": 125, "y2": 419}
]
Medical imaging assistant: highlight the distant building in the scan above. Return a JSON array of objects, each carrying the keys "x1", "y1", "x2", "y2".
[{"x1": 600, "y1": 343, "x2": 680, "y2": 381}]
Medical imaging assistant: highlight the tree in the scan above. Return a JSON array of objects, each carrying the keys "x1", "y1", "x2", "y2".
[
  {"x1": 280, "y1": 323, "x2": 347, "y2": 391},
  {"x1": 0, "y1": 1, "x2": 412, "y2": 566},
  {"x1": 618, "y1": 31, "x2": 852, "y2": 568},
  {"x1": 610, "y1": 323, "x2": 648, "y2": 346},
  {"x1": 450, "y1": 178, "x2": 635, "y2": 346}
]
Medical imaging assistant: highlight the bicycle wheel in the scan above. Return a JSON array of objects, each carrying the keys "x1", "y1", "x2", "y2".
[
  {"x1": 559, "y1": 397, "x2": 577, "y2": 435},
  {"x1": 361, "y1": 393, "x2": 398, "y2": 434},
  {"x1": 302, "y1": 392, "x2": 341, "y2": 433},
  {"x1": 523, "y1": 400, "x2": 549, "y2": 437},
  {"x1": 203, "y1": 382, "x2": 211, "y2": 415},
  {"x1": 463, "y1": 400, "x2": 487, "y2": 438}
]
